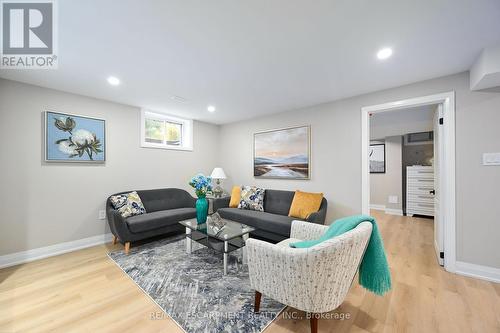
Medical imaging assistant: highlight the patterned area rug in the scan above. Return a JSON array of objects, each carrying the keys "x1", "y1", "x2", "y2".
[{"x1": 108, "y1": 235, "x2": 285, "y2": 333}]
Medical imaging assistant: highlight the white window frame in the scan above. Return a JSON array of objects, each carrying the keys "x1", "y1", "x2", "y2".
[{"x1": 140, "y1": 109, "x2": 193, "y2": 151}]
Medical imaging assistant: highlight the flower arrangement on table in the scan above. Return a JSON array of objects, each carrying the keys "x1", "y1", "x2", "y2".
[
  {"x1": 189, "y1": 174, "x2": 213, "y2": 224},
  {"x1": 189, "y1": 174, "x2": 213, "y2": 198}
]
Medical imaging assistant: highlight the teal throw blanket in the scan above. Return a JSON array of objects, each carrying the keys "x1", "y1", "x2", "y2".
[{"x1": 290, "y1": 215, "x2": 392, "y2": 296}]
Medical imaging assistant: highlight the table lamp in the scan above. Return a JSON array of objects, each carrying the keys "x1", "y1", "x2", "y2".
[{"x1": 211, "y1": 167, "x2": 227, "y2": 198}]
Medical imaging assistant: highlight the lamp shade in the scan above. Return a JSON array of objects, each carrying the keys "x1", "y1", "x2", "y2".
[{"x1": 211, "y1": 167, "x2": 227, "y2": 179}]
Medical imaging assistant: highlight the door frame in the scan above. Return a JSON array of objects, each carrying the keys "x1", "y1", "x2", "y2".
[{"x1": 361, "y1": 91, "x2": 456, "y2": 273}]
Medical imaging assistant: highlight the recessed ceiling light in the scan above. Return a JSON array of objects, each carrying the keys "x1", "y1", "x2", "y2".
[
  {"x1": 107, "y1": 76, "x2": 120, "y2": 86},
  {"x1": 377, "y1": 48, "x2": 393, "y2": 60},
  {"x1": 207, "y1": 105, "x2": 216, "y2": 113}
]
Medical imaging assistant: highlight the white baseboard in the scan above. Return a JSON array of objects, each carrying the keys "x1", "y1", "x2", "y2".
[
  {"x1": 434, "y1": 239, "x2": 444, "y2": 266},
  {"x1": 455, "y1": 261, "x2": 500, "y2": 283},
  {"x1": 385, "y1": 208, "x2": 403, "y2": 216},
  {"x1": 0, "y1": 233, "x2": 113, "y2": 269},
  {"x1": 369, "y1": 204, "x2": 385, "y2": 211},
  {"x1": 370, "y1": 204, "x2": 403, "y2": 216}
]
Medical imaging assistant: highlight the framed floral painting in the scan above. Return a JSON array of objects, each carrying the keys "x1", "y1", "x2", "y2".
[{"x1": 44, "y1": 111, "x2": 106, "y2": 163}]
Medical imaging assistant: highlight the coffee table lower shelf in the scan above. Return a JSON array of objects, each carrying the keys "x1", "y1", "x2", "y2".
[
  {"x1": 187, "y1": 231, "x2": 245, "y2": 253},
  {"x1": 185, "y1": 230, "x2": 249, "y2": 275}
]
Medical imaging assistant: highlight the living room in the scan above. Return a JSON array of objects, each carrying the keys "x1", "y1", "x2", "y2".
[{"x1": 1, "y1": 1, "x2": 500, "y2": 332}]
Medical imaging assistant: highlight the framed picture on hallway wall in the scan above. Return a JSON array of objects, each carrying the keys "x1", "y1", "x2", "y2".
[
  {"x1": 369, "y1": 143, "x2": 385, "y2": 173},
  {"x1": 44, "y1": 111, "x2": 106, "y2": 163},
  {"x1": 254, "y1": 125, "x2": 310, "y2": 179}
]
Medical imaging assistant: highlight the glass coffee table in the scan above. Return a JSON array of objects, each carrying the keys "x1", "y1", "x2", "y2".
[{"x1": 179, "y1": 217, "x2": 256, "y2": 275}]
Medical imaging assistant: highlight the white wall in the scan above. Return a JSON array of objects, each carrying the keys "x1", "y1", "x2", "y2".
[
  {"x1": 218, "y1": 103, "x2": 360, "y2": 222},
  {"x1": 370, "y1": 136, "x2": 403, "y2": 211},
  {"x1": 0, "y1": 79, "x2": 219, "y2": 255},
  {"x1": 2, "y1": 71, "x2": 500, "y2": 270},
  {"x1": 218, "y1": 72, "x2": 500, "y2": 269},
  {"x1": 470, "y1": 44, "x2": 500, "y2": 90},
  {"x1": 370, "y1": 105, "x2": 434, "y2": 140}
]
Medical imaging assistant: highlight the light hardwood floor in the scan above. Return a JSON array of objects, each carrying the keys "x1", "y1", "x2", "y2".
[{"x1": 1, "y1": 211, "x2": 499, "y2": 333}]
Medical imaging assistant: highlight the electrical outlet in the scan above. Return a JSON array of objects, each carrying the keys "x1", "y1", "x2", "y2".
[
  {"x1": 388, "y1": 195, "x2": 398, "y2": 204},
  {"x1": 483, "y1": 152, "x2": 500, "y2": 166},
  {"x1": 98, "y1": 210, "x2": 106, "y2": 220}
]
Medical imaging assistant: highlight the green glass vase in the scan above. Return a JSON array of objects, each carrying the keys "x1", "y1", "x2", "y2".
[{"x1": 196, "y1": 196, "x2": 208, "y2": 224}]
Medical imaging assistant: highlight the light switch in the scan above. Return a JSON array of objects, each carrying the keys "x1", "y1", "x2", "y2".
[{"x1": 483, "y1": 153, "x2": 500, "y2": 166}]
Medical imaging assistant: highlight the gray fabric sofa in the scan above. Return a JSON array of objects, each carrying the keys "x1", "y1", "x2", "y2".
[
  {"x1": 214, "y1": 189, "x2": 327, "y2": 242},
  {"x1": 106, "y1": 188, "x2": 199, "y2": 253}
]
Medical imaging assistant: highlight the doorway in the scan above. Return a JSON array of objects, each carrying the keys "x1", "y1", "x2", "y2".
[{"x1": 361, "y1": 92, "x2": 456, "y2": 273}]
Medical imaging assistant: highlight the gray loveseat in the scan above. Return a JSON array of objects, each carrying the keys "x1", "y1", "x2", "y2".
[
  {"x1": 214, "y1": 189, "x2": 327, "y2": 242},
  {"x1": 106, "y1": 188, "x2": 199, "y2": 253}
]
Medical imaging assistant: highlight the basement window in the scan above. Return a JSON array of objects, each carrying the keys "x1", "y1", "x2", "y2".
[{"x1": 141, "y1": 109, "x2": 193, "y2": 151}]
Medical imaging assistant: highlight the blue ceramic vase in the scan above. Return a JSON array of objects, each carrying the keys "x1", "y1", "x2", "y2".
[{"x1": 196, "y1": 196, "x2": 208, "y2": 224}]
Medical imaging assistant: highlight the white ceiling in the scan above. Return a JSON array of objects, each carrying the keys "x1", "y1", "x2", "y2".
[
  {"x1": 370, "y1": 105, "x2": 435, "y2": 140},
  {"x1": 1, "y1": 0, "x2": 500, "y2": 124}
]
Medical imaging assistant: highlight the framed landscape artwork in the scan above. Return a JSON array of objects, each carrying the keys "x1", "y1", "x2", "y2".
[
  {"x1": 45, "y1": 111, "x2": 106, "y2": 163},
  {"x1": 254, "y1": 125, "x2": 310, "y2": 179},
  {"x1": 369, "y1": 143, "x2": 385, "y2": 173}
]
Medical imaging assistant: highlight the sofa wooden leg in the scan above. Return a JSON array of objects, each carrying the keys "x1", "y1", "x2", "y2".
[
  {"x1": 112, "y1": 235, "x2": 117, "y2": 245},
  {"x1": 124, "y1": 242, "x2": 130, "y2": 254},
  {"x1": 254, "y1": 291, "x2": 262, "y2": 313},
  {"x1": 310, "y1": 314, "x2": 318, "y2": 333}
]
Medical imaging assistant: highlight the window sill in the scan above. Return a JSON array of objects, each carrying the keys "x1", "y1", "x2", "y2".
[{"x1": 141, "y1": 143, "x2": 193, "y2": 151}]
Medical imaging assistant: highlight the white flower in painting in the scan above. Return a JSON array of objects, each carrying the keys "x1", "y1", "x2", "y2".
[
  {"x1": 71, "y1": 129, "x2": 95, "y2": 145},
  {"x1": 58, "y1": 140, "x2": 77, "y2": 155},
  {"x1": 53, "y1": 123, "x2": 102, "y2": 160}
]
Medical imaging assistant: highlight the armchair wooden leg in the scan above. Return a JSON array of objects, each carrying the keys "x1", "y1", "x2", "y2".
[
  {"x1": 112, "y1": 235, "x2": 117, "y2": 245},
  {"x1": 124, "y1": 242, "x2": 130, "y2": 254},
  {"x1": 254, "y1": 291, "x2": 262, "y2": 313},
  {"x1": 310, "y1": 314, "x2": 318, "y2": 333}
]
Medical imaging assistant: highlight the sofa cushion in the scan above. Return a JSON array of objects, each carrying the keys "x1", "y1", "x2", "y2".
[
  {"x1": 229, "y1": 185, "x2": 241, "y2": 208},
  {"x1": 288, "y1": 190, "x2": 324, "y2": 219},
  {"x1": 126, "y1": 208, "x2": 196, "y2": 233},
  {"x1": 264, "y1": 189, "x2": 295, "y2": 216},
  {"x1": 137, "y1": 188, "x2": 195, "y2": 212},
  {"x1": 218, "y1": 208, "x2": 296, "y2": 237}
]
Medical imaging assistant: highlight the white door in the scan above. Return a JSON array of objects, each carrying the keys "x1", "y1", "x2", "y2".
[{"x1": 433, "y1": 104, "x2": 444, "y2": 266}]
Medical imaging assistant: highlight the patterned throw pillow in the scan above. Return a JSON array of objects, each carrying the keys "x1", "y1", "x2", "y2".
[
  {"x1": 110, "y1": 191, "x2": 146, "y2": 218},
  {"x1": 238, "y1": 186, "x2": 265, "y2": 211}
]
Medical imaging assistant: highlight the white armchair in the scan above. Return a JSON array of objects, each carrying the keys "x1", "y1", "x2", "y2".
[{"x1": 246, "y1": 220, "x2": 372, "y2": 333}]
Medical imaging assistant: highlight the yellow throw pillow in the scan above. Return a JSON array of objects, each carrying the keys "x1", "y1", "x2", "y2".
[
  {"x1": 229, "y1": 186, "x2": 241, "y2": 208},
  {"x1": 288, "y1": 190, "x2": 324, "y2": 219}
]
